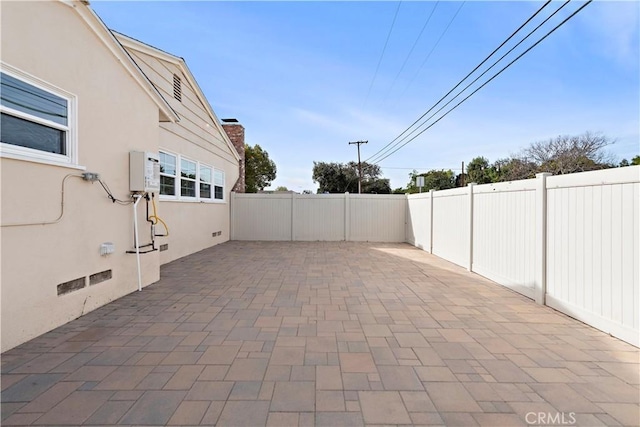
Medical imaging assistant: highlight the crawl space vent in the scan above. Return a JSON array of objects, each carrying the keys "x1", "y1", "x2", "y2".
[
  {"x1": 57, "y1": 277, "x2": 86, "y2": 296},
  {"x1": 90, "y1": 269, "x2": 112, "y2": 286}
]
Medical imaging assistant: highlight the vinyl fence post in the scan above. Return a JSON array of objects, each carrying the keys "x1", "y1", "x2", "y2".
[
  {"x1": 535, "y1": 173, "x2": 551, "y2": 305},
  {"x1": 468, "y1": 183, "x2": 475, "y2": 272},
  {"x1": 230, "y1": 191, "x2": 235, "y2": 240},
  {"x1": 429, "y1": 189, "x2": 435, "y2": 254},
  {"x1": 290, "y1": 193, "x2": 295, "y2": 241},
  {"x1": 345, "y1": 192, "x2": 350, "y2": 241}
]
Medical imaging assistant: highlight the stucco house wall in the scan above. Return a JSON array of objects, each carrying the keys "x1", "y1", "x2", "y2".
[
  {"x1": 0, "y1": 1, "x2": 174, "y2": 352},
  {"x1": 116, "y1": 34, "x2": 241, "y2": 265}
]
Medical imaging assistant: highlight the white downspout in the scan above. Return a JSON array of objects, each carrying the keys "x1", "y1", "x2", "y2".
[{"x1": 133, "y1": 194, "x2": 143, "y2": 292}]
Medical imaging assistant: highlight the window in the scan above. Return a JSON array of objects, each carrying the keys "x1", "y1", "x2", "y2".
[
  {"x1": 180, "y1": 158, "x2": 196, "y2": 198},
  {"x1": 214, "y1": 170, "x2": 225, "y2": 200},
  {"x1": 200, "y1": 165, "x2": 212, "y2": 199},
  {"x1": 159, "y1": 150, "x2": 225, "y2": 202},
  {"x1": 159, "y1": 152, "x2": 177, "y2": 196},
  {"x1": 0, "y1": 67, "x2": 76, "y2": 165}
]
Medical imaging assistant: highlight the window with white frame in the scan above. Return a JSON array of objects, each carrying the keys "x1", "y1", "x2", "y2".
[
  {"x1": 200, "y1": 165, "x2": 212, "y2": 199},
  {"x1": 159, "y1": 152, "x2": 177, "y2": 196},
  {"x1": 159, "y1": 150, "x2": 225, "y2": 201},
  {"x1": 0, "y1": 67, "x2": 76, "y2": 165},
  {"x1": 180, "y1": 158, "x2": 197, "y2": 198},
  {"x1": 214, "y1": 169, "x2": 225, "y2": 200}
]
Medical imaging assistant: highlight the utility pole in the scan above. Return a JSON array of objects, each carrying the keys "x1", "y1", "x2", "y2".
[
  {"x1": 349, "y1": 140, "x2": 368, "y2": 194},
  {"x1": 461, "y1": 161, "x2": 465, "y2": 187}
]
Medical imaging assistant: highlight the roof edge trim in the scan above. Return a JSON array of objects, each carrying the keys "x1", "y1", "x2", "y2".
[
  {"x1": 69, "y1": 1, "x2": 179, "y2": 123},
  {"x1": 116, "y1": 33, "x2": 241, "y2": 162}
]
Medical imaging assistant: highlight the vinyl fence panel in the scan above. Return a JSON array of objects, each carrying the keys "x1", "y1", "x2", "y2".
[
  {"x1": 431, "y1": 187, "x2": 470, "y2": 269},
  {"x1": 231, "y1": 193, "x2": 292, "y2": 241},
  {"x1": 349, "y1": 194, "x2": 406, "y2": 242},
  {"x1": 406, "y1": 192, "x2": 432, "y2": 251},
  {"x1": 293, "y1": 194, "x2": 345, "y2": 241},
  {"x1": 545, "y1": 167, "x2": 639, "y2": 346},
  {"x1": 472, "y1": 179, "x2": 538, "y2": 298}
]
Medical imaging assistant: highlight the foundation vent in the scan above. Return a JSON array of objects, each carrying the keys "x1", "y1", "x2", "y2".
[
  {"x1": 57, "y1": 277, "x2": 86, "y2": 296},
  {"x1": 160, "y1": 244, "x2": 169, "y2": 252},
  {"x1": 90, "y1": 269, "x2": 112, "y2": 286}
]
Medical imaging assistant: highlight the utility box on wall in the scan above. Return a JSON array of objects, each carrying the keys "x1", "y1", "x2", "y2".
[{"x1": 130, "y1": 151, "x2": 160, "y2": 193}]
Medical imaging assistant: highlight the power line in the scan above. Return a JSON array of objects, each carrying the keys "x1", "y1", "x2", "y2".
[
  {"x1": 373, "y1": 0, "x2": 593, "y2": 165},
  {"x1": 363, "y1": 1, "x2": 402, "y2": 106},
  {"x1": 366, "y1": 0, "x2": 552, "y2": 163},
  {"x1": 375, "y1": 1, "x2": 589, "y2": 165},
  {"x1": 380, "y1": 166, "x2": 462, "y2": 171},
  {"x1": 396, "y1": 2, "x2": 466, "y2": 103},
  {"x1": 382, "y1": 2, "x2": 440, "y2": 101},
  {"x1": 371, "y1": 0, "x2": 568, "y2": 164}
]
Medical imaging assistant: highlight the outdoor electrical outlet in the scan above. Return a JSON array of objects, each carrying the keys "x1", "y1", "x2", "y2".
[{"x1": 82, "y1": 172, "x2": 100, "y2": 182}]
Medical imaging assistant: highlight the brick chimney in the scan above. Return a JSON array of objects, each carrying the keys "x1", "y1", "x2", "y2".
[{"x1": 221, "y1": 118, "x2": 245, "y2": 193}]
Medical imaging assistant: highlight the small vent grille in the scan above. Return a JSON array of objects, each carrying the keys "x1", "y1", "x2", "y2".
[
  {"x1": 173, "y1": 74, "x2": 182, "y2": 102},
  {"x1": 160, "y1": 244, "x2": 169, "y2": 252},
  {"x1": 57, "y1": 277, "x2": 86, "y2": 296},
  {"x1": 90, "y1": 269, "x2": 112, "y2": 286},
  {"x1": 212, "y1": 231, "x2": 222, "y2": 237}
]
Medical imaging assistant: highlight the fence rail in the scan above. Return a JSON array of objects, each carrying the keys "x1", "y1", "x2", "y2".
[{"x1": 231, "y1": 166, "x2": 640, "y2": 346}]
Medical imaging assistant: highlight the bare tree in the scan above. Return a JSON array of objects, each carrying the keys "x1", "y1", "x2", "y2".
[
  {"x1": 521, "y1": 132, "x2": 615, "y2": 175},
  {"x1": 494, "y1": 156, "x2": 539, "y2": 181}
]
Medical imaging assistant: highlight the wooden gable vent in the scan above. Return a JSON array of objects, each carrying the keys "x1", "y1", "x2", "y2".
[{"x1": 173, "y1": 74, "x2": 182, "y2": 102}]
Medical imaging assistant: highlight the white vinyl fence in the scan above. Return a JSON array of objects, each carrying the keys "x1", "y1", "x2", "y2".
[
  {"x1": 472, "y1": 179, "x2": 539, "y2": 299},
  {"x1": 406, "y1": 167, "x2": 639, "y2": 346},
  {"x1": 231, "y1": 166, "x2": 639, "y2": 346},
  {"x1": 544, "y1": 168, "x2": 639, "y2": 346},
  {"x1": 231, "y1": 193, "x2": 406, "y2": 242}
]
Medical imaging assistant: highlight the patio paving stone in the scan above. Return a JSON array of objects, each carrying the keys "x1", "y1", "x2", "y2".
[
  {"x1": 270, "y1": 381, "x2": 315, "y2": 412},
  {"x1": 33, "y1": 390, "x2": 112, "y2": 425},
  {"x1": 1, "y1": 241, "x2": 638, "y2": 426},
  {"x1": 359, "y1": 390, "x2": 412, "y2": 424}
]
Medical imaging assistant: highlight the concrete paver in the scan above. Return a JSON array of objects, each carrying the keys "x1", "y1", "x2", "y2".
[{"x1": 1, "y1": 241, "x2": 639, "y2": 426}]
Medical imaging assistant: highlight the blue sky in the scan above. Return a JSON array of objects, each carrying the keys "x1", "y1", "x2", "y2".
[{"x1": 93, "y1": 0, "x2": 639, "y2": 192}]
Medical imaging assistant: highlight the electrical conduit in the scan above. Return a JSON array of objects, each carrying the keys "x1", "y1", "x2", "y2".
[{"x1": 133, "y1": 194, "x2": 143, "y2": 291}]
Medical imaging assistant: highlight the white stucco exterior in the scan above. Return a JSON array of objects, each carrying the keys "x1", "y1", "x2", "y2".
[{"x1": 0, "y1": 1, "x2": 239, "y2": 351}]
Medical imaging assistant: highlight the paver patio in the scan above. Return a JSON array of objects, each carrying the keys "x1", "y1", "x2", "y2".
[{"x1": 1, "y1": 241, "x2": 639, "y2": 426}]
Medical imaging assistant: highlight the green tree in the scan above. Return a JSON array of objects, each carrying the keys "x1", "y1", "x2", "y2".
[
  {"x1": 631, "y1": 155, "x2": 640, "y2": 166},
  {"x1": 312, "y1": 161, "x2": 390, "y2": 193},
  {"x1": 245, "y1": 144, "x2": 276, "y2": 193},
  {"x1": 312, "y1": 162, "x2": 349, "y2": 193},
  {"x1": 466, "y1": 156, "x2": 495, "y2": 184},
  {"x1": 406, "y1": 169, "x2": 456, "y2": 193},
  {"x1": 365, "y1": 178, "x2": 391, "y2": 194},
  {"x1": 275, "y1": 186, "x2": 289, "y2": 191}
]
